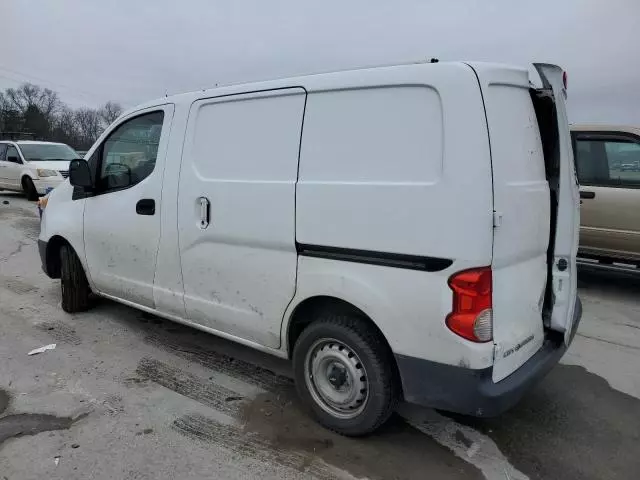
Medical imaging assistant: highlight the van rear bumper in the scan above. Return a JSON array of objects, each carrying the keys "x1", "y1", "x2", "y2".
[{"x1": 395, "y1": 297, "x2": 582, "y2": 417}]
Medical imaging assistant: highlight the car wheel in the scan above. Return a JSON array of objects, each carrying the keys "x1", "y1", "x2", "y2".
[
  {"x1": 22, "y1": 177, "x2": 39, "y2": 201},
  {"x1": 60, "y1": 244, "x2": 91, "y2": 313},
  {"x1": 292, "y1": 311, "x2": 398, "y2": 436}
]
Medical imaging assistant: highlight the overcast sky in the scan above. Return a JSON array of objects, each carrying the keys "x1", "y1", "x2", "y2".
[{"x1": 2, "y1": 0, "x2": 639, "y2": 124}]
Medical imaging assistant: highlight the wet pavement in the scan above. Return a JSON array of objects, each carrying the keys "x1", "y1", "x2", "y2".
[{"x1": 0, "y1": 192, "x2": 639, "y2": 480}]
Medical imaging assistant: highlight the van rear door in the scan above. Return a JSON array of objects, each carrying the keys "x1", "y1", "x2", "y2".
[
  {"x1": 533, "y1": 63, "x2": 580, "y2": 344},
  {"x1": 469, "y1": 63, "x2": 579, "y2": 382},
  {"x1": 470, "y1": 64, "x2": 549, "y2": 382}
]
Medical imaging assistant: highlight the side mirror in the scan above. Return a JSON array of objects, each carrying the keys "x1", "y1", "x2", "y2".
[{"x1": 69, "y1": 159, "x2": 93, "y2": 189}]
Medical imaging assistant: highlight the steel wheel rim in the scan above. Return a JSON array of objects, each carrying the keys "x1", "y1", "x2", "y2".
[{"x1": 304, "y1": 338, "x2": 369, "y2": 419}]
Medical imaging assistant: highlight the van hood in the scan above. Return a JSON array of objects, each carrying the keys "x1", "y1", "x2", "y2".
[{"x1": 28, "y1": 160, "x2": 71, "y2": 171}]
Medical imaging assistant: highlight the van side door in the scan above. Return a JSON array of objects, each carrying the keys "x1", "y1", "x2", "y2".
[
  {"x1": 573, "y1": 131, "x2": 640, "y2": 262},
  {"x1": 83, "y1": 105, "x2": 174, "y2": 307},
  {"x1": 177, "y1": 88, "x2": 306, "y2": 348},
  {"x1": 3, "y1": 144, "x2": 24, "y2": 190}
]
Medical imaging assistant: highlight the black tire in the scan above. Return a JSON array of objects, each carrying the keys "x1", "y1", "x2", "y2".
[
  {"x1": 60, "y1": 244, "x2": 91, "y2": 313},
  {"x1": 22, "y1": 177, "x2": 39, "y2": 201},
  {"x1": 292, "y1": 311, "x2": 398, "y2": 436}
]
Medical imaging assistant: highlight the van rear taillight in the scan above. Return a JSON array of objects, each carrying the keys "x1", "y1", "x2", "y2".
[{"x1": 446, "y1": 267, "x2": 493, "y2": 343}]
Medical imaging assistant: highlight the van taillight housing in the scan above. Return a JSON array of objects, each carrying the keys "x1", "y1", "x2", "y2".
[{"x1": 446, "y1": 267, "x2": 493, "y2": 343}]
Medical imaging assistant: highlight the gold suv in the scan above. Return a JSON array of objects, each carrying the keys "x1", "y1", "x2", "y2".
[{"x1": 571, "y1": 125, "x2": 640, "y2": 265}]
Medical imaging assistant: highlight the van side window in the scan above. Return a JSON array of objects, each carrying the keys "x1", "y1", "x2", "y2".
[
  {"x1": 98, "y1": 111, "x2": 164, "y2": 191},
  {"x1": 0, "y1": 144, "x2": 7, "y2": 161},
  {"x1": 575, "y1": 136, "x2": 640, "y2": 188}
]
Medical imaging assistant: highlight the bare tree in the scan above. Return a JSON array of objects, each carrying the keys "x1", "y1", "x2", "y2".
[
  {"x1": 4, "y1": 83, "x2": 61, "y2": 117},
  {"x1": 98, "y1": 101, "x2": 123, "y2": 128},
  {"x1": 1, "y1": 82, "x2": 121, "y2": 148},
  {"x1": 2, "y1": 83, "x2": 62, "y2": 138},
  {"x1": 74, "y1": 108, "x2": 102, "y2": 146},
  {"x1": 50, "y1": 105, "x2": 81, "y2": 147}
]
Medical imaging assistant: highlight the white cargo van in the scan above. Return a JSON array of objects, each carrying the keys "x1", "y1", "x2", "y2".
[{"x1": 38, "y1": 61, "x2": 581, "y2": 436}]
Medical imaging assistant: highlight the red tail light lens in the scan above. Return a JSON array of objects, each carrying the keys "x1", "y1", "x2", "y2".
[
  {"x1": 563, "y1": 71, "x2": 568, "y2": 90},
  {"x1": 446, "y1": 267, "x2": 493, "y2": 343}
]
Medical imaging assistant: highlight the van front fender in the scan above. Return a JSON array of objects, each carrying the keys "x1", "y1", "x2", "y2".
[{"x1": 39, "y1": 182, "x2": 92, "y2": 288}]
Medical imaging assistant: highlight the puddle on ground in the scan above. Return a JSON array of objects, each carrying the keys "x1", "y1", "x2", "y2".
[
  {"x1": 0, "y1": 387, "x2": 85, "y2": 449},
  {"x1": 234, "y1": 387, "x2": 482, "y2": 480},
  {"x1": 447, "y1": 364, "x2": 640, "y2": 480},
  {"x1": 122, "y1": 311, "x2": 479, "y2": 479},
  {"x1": 58, "y1": 297, "x2": 640, "y2": 479},
  {"x1": 0, "y1": 413, "x2": 75, "y2": 447}
]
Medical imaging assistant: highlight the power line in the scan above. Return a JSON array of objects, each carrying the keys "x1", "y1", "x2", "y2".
[{"x1": 0, "y1": 65, "x2": 108, "y2": 104}]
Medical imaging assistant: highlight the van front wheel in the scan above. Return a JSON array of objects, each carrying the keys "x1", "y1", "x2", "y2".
[
  {"x1": 292, "y1": 313, "x2": 397, "y2": 436},
  {"x1": 60, "y1": 245, "x2": 91, "y2": 313}
]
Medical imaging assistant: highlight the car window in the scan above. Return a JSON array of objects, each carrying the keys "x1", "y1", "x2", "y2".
[
  {"x1": 575, "y1": 137, "x2": 640, "y2": 188},
  {"x1": 6, "y1": 145, "x2": 21, "y2": 164},
  {"x1": 0, "y1": 144, "x2": 7, "y2": 161},
  {"x1": 18, "y1": 143, "x2": 78, "y2": 162},
  {"x1": 98, "y1": 111, "x2": 164, "y2": 191}
]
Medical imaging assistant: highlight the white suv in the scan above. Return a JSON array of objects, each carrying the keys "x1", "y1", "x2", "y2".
[
  {"x1": 0, "y1": 141, "x2": 77, "y2": 200},
  {"x1": 38, "y1": 61, "x2": 581, "y2": 435}
]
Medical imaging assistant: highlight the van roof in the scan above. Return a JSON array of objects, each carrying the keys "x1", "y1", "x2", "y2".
[{"x1": 121, "y1": 60, "x2": 528, "y2": 118}]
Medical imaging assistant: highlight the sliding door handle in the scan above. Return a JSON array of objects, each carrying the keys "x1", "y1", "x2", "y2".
[{"x1": 198, "y1": 196, "x2": 210, "y2": 229}]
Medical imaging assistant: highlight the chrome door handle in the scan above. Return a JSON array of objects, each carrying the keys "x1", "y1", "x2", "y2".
[{"x1": 198, "y1": 196, "x2": 210, "y2": 229}]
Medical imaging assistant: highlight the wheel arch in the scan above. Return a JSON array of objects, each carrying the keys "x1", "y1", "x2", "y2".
[
  {"x1": 285, "y1": 295, "x2": 400, "y2": 378},
  {"x1": 21, "y1": 173, "x2": 36, "y2": 186},
  {"x1": 285, "y1": 294, "x2": 404, "y2": 401},
  {"x1": 44, "y1": 235, "x2": 72, "y2": 279}
]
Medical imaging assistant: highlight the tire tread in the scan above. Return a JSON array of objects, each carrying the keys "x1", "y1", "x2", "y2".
[
  {"x1": 60, "y1": 245, "x2": 91, "y2": 313},
  {"x1": 293, "y1": 310, "x2": 398, "y2": 436}
]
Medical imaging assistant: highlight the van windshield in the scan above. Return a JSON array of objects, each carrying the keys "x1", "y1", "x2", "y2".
[{"x1": 18, "y1": 144, "x2": 78, "y2": 162}]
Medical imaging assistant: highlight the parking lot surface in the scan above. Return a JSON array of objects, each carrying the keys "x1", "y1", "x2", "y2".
[{"x1": 1, "y1": 192, "x2": 639, "y2": 480}]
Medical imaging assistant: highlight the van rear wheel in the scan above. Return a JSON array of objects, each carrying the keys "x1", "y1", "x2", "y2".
[
  {"x1": 292, "y1": 312, "x2": 398, "y2": 436},
  {"x1": 60, "y1": 245, "x2": 91, "y2": 313}
]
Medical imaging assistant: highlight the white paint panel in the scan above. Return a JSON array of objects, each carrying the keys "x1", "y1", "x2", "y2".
[
  {"x1": 83, "y1": 105, "x2": 174, "y2": 308},
  {"x1": 192, "y1": 93, "x2": 304, "y2": 181},
  {"x1": 297, "y1": 80, "x2": 492, "y2": 262},
  {"x1": 292, "y1": 69, "x2": 496, "y2": 368},
  {"x1": 476, "y1": 73, "x2": 548, "y2": 382},
  {"x1": 153, "y1": 102, "x2": 190, "y2": 318},
  {"x1": 290, "y1": 256, "x2": 496, "y2": 368},
  {"x1": 178, "y1": 88, "x2": 305, "y2": 348},
  {"x1": 299, "y1": 86, "x2": 442, "y2": 183}
]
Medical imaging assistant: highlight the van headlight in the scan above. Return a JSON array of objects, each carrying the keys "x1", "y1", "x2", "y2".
[{"x1": 37, "y1": 169, "x2": 58, "y2": 177}]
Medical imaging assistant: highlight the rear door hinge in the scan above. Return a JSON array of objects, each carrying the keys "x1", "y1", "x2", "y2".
[{"x1": 493, "y1": 211, "x2": 503, "y2": 228}]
